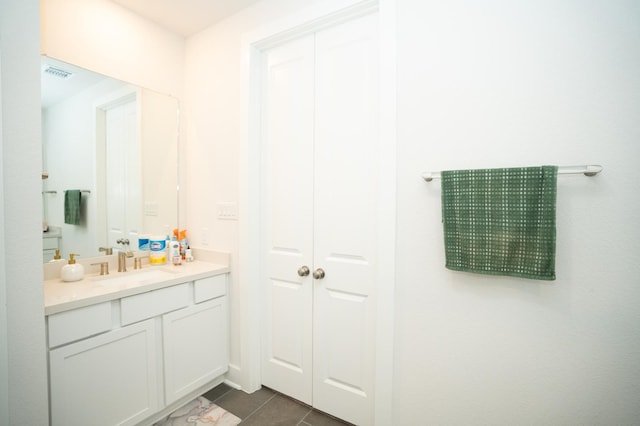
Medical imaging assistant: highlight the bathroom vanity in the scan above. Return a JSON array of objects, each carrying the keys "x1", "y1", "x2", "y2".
[{"x1": 43, "y1": 257, "x2": 229, "y2": 426}]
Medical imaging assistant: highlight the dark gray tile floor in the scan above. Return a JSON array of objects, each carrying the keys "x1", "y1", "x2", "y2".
[{"x1": 202, "y1": 383, "x2": 353, "y2": 426}]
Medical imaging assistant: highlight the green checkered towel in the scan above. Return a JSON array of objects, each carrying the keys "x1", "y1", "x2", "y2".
[
  {"x1": 64, "y1": 190, "x2": 82, "y2": 225},
  {"x1": 441, "y1": 166, "x2": 558, "y2": 280}
]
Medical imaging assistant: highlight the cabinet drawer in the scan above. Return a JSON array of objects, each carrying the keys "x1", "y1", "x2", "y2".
[
  {"x1": 194, "y1": 275, "x2": 226, "y2": 303},
  {"x1": 121, "y1": 284, "x2": 189, "y2": 326},
  {"x1": 48, "y1": 302, "x2": 112, "y2": 348}
]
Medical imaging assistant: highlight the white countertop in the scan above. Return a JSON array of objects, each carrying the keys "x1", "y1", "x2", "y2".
[{"x1": 44, "y1": 260, "x2": 229, "y2": 316}]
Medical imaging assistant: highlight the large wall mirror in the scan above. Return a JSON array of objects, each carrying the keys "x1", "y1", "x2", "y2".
[{"x1": 41, "y1": 56, "x2": 179, "y2": 261}]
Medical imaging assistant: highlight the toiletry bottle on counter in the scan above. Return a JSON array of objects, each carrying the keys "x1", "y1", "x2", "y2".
[
  {"x1": 178, "y1": 229, "x2": 188, "y2": 260},
  {"x1": 138, "y1": 235, "x2": 150, "y2": 251},
  {"x1": 170, "y1": 237, "x2": 181, "y2": 265},
  {"x1": 61, "y1": 253, "x2": 84, "y2": 282}
]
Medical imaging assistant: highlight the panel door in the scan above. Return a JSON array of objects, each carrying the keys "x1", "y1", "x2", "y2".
[
  {"x1": 49, "y1": 319, "x2": 159, "y2": 426},
  {"x1": 261, "y1": 34, "x2": 315, "y2": 406},
  {"x1": 163, "y1": 297, "x2": 229, "y2": 405},
  {"x1": 312, "y1": 13, "x2": 379, "y2": 426},
  {"x1": 105, "y1": 98, "x2": 141, "y2": 248},
  {"x1": 261, "y1": 12, "x2": 378, "y2": 425}
]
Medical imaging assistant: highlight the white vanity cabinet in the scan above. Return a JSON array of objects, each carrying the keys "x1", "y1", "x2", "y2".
[
  {"x1": 46, "y1": 273, "x2": 228, "y2": 426},
  {"x1": 163, "y1": 294, "x2": 228, "y2": 404},
  {"x1": 49, "y1": 319, "x2": 160, "y2": 426}
]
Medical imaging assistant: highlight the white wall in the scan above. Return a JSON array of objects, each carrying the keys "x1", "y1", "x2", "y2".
[
  {"x1": 0, "y1": 46, "x2": 7, "y2": 426},
  {"x1": 0, "y1": 0, "x2": 49, "y2": 424},
  {"x1": 394, "y1": 0, "x2": 640, "y2": 424},
  {"x1": 0, "y1": 62, "x2": 6, "y2": 426},
  {"x1": 41, "y1": 0, "x2": 184, "y2": 98}
]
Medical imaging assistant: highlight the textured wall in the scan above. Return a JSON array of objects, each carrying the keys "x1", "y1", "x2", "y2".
[
  {"x1": 394, "y1": 0, "x2": 640, "y2": 423},
  {"x1": 0, "y1": 0, "x2": 49, "y2": 424}
]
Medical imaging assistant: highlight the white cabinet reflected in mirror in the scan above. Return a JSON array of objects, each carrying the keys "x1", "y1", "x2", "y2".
[{"x1": 41, "y1": 56, "x2": 179, "y2": 261}]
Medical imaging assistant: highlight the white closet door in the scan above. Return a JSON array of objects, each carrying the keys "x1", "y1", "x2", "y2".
[
  {"x1": 261, "y1": 34, "x2": 315, "y2": 405},
  {"x1": 105, "y1": 99, "x2": 140, "y2": 247},
  {"x1": 261, "y1": 12, "x2": 379, "y2": 425},
  {"x1": 312, "y1": 13, "x2": 378, "y2": 425}
]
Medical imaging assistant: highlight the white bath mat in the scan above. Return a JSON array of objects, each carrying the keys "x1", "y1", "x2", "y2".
[{"x1": 154, "y1": 396, "x2": 241, "y2": 426}]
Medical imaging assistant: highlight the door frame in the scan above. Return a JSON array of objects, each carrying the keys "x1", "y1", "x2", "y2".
[{"x1": 238, "y1": 1, "x2": 396, "y2": 424}]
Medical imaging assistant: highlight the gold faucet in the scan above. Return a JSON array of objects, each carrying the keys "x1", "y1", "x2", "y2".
[{"x1": 116, "y1": 239, "x2": 134, "y2": 272}]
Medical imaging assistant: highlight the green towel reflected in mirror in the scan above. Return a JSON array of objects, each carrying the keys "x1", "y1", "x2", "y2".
[{"x1": 64, "y1": 190, "x2": 82, "y2": 225}]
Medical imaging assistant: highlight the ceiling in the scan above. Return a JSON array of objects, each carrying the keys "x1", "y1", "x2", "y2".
[
  {"x1": 42, "y1": 0, "x2": 265, "y2": 106},
  {"x1": 41, "y1": 57, "x2": 107, "y2": 109},
  {"x1": 110, "y1": 0, "x2": 264, "y2": 37}
]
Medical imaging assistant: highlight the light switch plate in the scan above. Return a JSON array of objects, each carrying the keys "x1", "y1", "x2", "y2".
[
  {"x1": 144, "y1": 202, "x2": 158, "y2": 216},
  {"x1": 217, "y1": 202, "x2": 238, "y2": 220}
]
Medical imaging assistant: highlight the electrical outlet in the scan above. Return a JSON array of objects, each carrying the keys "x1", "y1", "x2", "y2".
[{"x1": 201, "y1": 228, "x2": 209, "y2": 246}]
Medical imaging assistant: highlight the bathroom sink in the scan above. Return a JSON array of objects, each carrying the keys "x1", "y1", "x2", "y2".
[{"x1": 90, "y1": 267, "x2": 177, "y2": 286}]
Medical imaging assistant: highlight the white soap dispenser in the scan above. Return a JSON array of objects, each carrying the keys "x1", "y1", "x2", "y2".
[{"x1": 61, "y1": 253, "x2": 85, "y2": 282}]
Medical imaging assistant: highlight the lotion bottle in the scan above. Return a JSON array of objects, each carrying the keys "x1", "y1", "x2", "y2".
[
  {"x1": 170, "y1": 238, "x2": 181, "y2": 265},
  {"x1": 61, "y1": 253, "x2": 85, "y2": 282}
]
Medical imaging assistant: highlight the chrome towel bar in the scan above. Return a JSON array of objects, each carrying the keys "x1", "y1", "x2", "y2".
[{"x1": 422, "y1": 165, "x2": 603, "y2": 182}]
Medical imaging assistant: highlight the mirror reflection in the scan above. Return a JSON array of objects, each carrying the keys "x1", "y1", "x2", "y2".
[{"x1": 41, "y1": 57, "x2": 179, "y2": 262}]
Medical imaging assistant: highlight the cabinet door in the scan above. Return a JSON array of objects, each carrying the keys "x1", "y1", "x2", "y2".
[
  {"x1": 49, "y1": 319, "x2": 159, "y2": 426},
  {"x1": 163, "y1": 297, "x2": 228, "y2": 405}
]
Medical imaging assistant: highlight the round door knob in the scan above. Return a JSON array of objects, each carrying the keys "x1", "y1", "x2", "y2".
[
  {"x1": 297, "y1": 266, "x2": 310, "y2": 277},
  {"x1": 313, "y1": 268, "x2": 325, "y2": 279}
]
